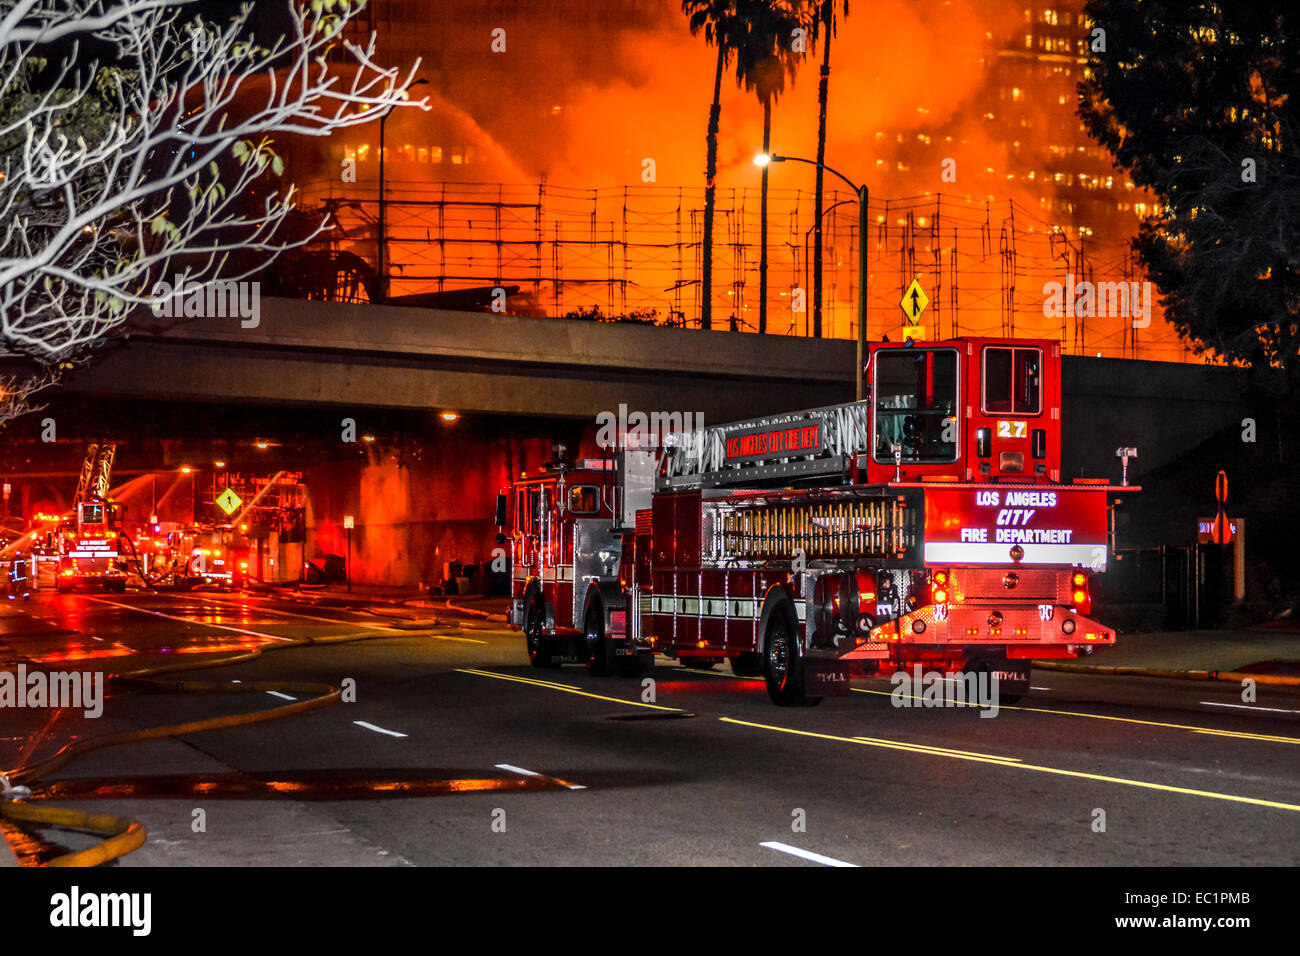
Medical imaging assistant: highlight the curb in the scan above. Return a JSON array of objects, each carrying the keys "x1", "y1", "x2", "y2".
[{"x1": 1034, "y1": 660, "x2": 1300, "y2": 686}]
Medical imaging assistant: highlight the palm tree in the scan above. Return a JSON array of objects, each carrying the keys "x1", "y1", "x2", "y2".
[
  {"x1": 735, "y1": 2, "x2": 807, "y2": 333},
  {"x1": 683, "y1": 0, "x2": 752, "y2": 331},
  {"x1": 809, "y1": 0, "x2": 849, "y2": 338}
]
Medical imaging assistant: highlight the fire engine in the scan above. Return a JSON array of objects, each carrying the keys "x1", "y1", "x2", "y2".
[
  {"x1": 55, "y1": 496, "x2": 129, "y2": 593},
  {"x1": 158, "y1": 524, "x2": 253, "y2": 589},
  {"x1": 503, "y1": 337, "x2": 1135, "y2": 705}
]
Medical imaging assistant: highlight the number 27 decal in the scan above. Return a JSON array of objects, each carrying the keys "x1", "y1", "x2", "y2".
[{"x1": 996, "y1": 420, "x2": 1027, "y2": 438}]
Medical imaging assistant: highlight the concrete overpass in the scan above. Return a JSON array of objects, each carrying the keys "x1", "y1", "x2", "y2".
[
  {"x1": 65, "y1": 298, "x2": 855, "y2": 422},
  {"x1": 27, "y1": 298, "x2": 1255, "y2": 587},
  {"x1": 61, "y1": 297, "x2": 1250, "y2": 480}
]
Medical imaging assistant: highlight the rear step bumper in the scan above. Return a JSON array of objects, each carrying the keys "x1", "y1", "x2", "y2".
[{"x1": 842, "y1": 604, "x2": 1115, "y2": 658}]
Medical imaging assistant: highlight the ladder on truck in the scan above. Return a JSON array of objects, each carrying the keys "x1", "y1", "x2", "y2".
[
  {"x1": 658, "y1": 400, "x2": 872, "y2": 490},
  {"x1": 73, "y1": 443, "x2": 117, "y2": 506}
]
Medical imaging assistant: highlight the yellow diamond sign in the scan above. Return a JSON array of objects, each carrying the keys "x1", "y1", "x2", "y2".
[
  {"x1": 900, "y1": 279, "x2": 929, "y2": 324},
  {"x1": 215, "y1": 488, "x2": 243, "y2": 516}
]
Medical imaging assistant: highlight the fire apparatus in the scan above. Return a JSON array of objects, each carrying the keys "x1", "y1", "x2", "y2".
[
  {"x1": 55, "y1": 496, "x2": 129, "y2": 593},
  {"x1": 175, "y1": 524, "x2": 253, "y2": 589},
  {"x1": 504, "y1": 337, "x2": 1135, "y2": 705}
]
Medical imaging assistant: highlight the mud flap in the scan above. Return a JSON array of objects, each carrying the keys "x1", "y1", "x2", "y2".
[
  {"x1": 803, "y1": 657, "x2": 852, "y2": 697},
  {"x1": 965, "y1": 655, "x2": 1031, "y2": 699}
]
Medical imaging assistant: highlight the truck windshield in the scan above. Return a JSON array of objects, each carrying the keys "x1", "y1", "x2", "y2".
[
  {"x1": 982, "y1": 346, "x2": 1042, "y2": 414},
  {"x1": 872, "y1": 348, "x2": 959, "y2": 462}
]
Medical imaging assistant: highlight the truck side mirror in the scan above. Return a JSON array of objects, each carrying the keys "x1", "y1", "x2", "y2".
[{"x1": 494, "y1": 493, "x2": 507, "y2": 528}]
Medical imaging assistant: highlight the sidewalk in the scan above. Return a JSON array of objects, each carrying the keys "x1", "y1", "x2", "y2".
[{"x1": 1037, "y1": 628, "x2": 1300, "y2": 685}]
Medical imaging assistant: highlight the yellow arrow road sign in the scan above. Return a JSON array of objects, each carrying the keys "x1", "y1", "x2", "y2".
[{"x1": 900, "y1": 279, "x2": 929, "y2": 324}]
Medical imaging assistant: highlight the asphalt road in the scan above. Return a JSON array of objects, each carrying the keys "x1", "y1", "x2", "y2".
[{"x1": 3, "y1": 587, "x2": 1299, "y2": 867}]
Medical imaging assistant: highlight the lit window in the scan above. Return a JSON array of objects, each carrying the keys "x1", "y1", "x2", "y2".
[{"x1": 568, "y1": 485, "x2": 601, "y2": 516}]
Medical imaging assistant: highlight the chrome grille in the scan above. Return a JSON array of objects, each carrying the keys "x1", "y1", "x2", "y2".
[{"x1": 950, "y1": 567, "x2": 1065, "y2": 606}]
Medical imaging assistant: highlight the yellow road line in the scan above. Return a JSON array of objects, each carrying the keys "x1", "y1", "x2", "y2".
[
  {"x1": 720, "y1": 717, "x2": 1300, "y2": 813},
  {"x1": 851, "y1": 686, "x2": 1300, "y2": 745},
  {"x1": 851, "y1": 735, "x2": 1022, "y2": 764},
  {"x1": 456, "y1": 668, "x2": 682, "y2": 711},
  {"x1": 458, "y1": 669, "x2": 581, "y2": 691}
]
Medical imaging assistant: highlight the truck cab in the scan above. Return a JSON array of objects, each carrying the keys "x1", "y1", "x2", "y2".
[
  {"x1": 504, "y1": 450, "x2": 656, "y2": 674},
  {"x1": 861, "y1": 338, "x2": 1061, "y2": 484},
  {"x1": 56, "y1": 497, "x2": 128, "y2": 593}
]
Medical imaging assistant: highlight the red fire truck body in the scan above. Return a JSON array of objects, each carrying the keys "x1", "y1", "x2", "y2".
[
  {"x1": 56, "y1": 497, "x2": 129, "y2": 593},
  {"x1": 506, "y1": 337, "x2": 1133, "y2": 705}
]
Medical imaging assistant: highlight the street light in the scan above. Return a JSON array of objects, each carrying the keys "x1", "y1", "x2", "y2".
[
  {"x1": 378, "y1": 78, "x2": 429, "y2": 303},
  {"x1": 755, "y1": 153, "x2": 869, "y2": 401}
]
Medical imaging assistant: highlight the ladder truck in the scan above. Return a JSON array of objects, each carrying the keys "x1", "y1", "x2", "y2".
[
  {"x1": 55, "y1": 443, "x2": 130, "y2": 593},
  {"x1": 503, "y1": 337, "x2": 1135, "y2": 706}
]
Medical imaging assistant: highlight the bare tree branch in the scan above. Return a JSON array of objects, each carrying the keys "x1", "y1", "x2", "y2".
[{"x1": 0, "y1": 0, "x2": 429, "y2": 421}]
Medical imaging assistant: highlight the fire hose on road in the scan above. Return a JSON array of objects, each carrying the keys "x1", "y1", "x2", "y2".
[{"x1": 0, "y1": 624, "x2": 448, "y2": 867}]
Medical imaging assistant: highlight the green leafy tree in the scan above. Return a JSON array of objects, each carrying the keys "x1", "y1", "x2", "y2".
[{"x1": 1078, "y1": 1, "x2": 1299, "y2": 375}]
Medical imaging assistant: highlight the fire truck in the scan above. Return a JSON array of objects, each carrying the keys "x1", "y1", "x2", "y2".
[
  {"x1": 504, "y1": 337, "x2": 1135, "y2": 705},
  {"x1": 55, "y1": 496, "x2": 129, "y2": 593},
  {"x1": 155, "y1": 524, "x2": 253, "y2": 589}
]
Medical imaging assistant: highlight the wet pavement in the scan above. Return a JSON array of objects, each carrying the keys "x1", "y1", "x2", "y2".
[{"x1": 2, "y1": 587, "x2": 1299, "y2": 866}]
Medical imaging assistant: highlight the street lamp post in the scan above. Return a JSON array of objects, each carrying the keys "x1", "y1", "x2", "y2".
[{"x1": 756, "y1": 153, "x2": 869, "y2": 401}]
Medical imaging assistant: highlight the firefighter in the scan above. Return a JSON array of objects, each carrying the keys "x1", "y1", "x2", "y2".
[{"x1": 7, "y1": 551, "x2": 31, "y2": 601}]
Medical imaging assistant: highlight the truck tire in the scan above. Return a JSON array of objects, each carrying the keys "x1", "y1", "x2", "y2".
[
  {"x1": 763, "y1": 605, "x2": 821, "y2": 707},
  {"x1": 731, "y1": 652, "x2": 764, "y2": 677},
  {"x1": 525, "y1": 595, "x2": 561, "y2": 668},
  {"x1": 584, "y1": 604, "x2": 611, "y2": 676}
]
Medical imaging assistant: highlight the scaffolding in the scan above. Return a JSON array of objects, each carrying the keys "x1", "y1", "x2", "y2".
[{"x1": 296, "y1": 178, "x2": 1192, "y2": 363}]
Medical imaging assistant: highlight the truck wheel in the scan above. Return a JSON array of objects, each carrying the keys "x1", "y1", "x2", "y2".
[
  {"x1": 764, "y1": 606, "x2": 821, "y2": 707},
  {"x1": 524, "y1": 596, "x2": 560, "y2": 668},
  {"x1": 731, "y1": 652, "x2": 764, "y2": 677},
  {"x1": 584, "y1": 604, "x2": 611, "y2": 676}
]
